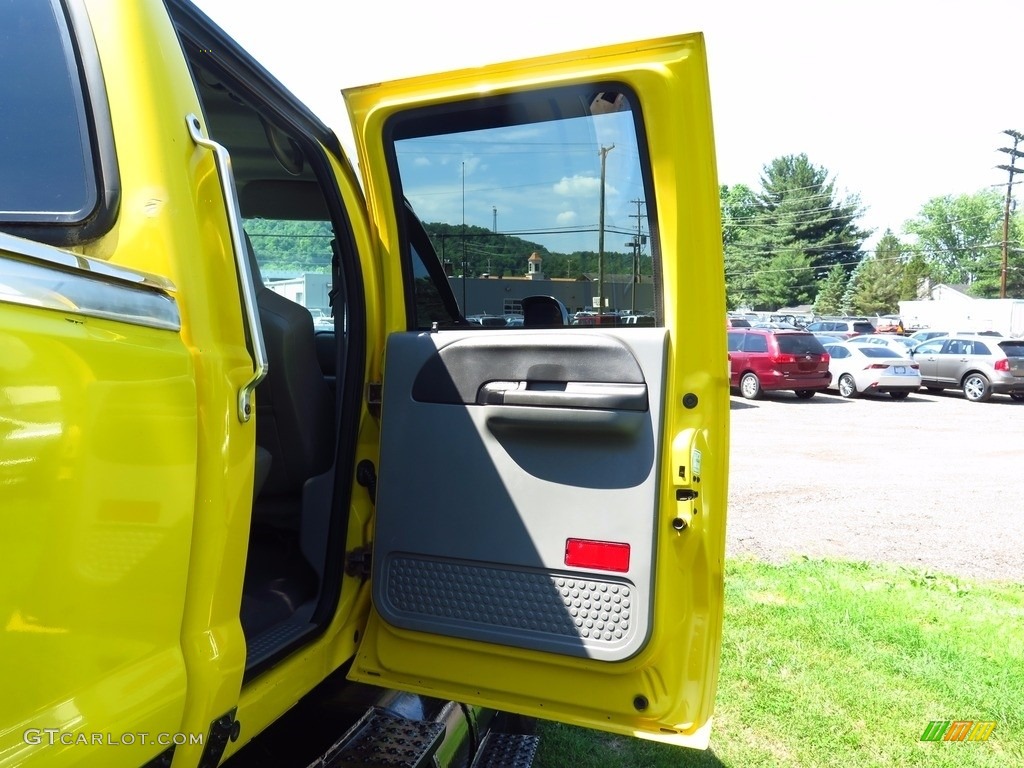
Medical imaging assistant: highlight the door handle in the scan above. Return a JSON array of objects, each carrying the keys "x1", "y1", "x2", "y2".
[{"x1": 477, "y1": 381, "x2": 648, "y2": 410}]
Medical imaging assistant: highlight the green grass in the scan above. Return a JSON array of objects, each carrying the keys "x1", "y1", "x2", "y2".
[{"x1": 533, "y1": 558, "x2": 1024, "y2": 767}]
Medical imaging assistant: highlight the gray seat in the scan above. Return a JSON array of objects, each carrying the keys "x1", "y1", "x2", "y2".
[{"x1": 245, "y1": 234, "x2": 334, "y2": 516}]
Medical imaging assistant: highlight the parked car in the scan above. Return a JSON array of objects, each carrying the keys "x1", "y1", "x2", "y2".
[
  {"x1": 726, "y1": 316, "x2": 752, "y2": 328},
  {"x1": 822, "y1": 342, "x2": 921, "y2": 400},
  {"x1": 910, "y1": 334, "x2": 1024, "y2": 402},
  {"x1": 727, "y1": 328, "x2": 831, "y2": 399},
  {"x1": 908, "y1": 328, "x2": 1003, "y2": 344},
  {"x1": 812, "y1": 333, "x2": 846, "y2": 346},
  {"x1": 908, "y1": 329, "x2": 951, "y2": 343},
  {"x1": 804, "y1": 319, "x2": 877, "y2": 338},
  {"x1": 873, "y1": 315, "x2": 905, "y2": 334},
  {"x1": 846, "y1": 333, "x2": 920, "y2": 356}
]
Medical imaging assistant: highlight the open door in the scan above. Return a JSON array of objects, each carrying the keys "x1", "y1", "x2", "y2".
[{"x1": 344, "y1": 34, "x2": 729, "y2": 747}]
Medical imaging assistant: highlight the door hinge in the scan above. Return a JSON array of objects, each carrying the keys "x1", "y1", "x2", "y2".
[
  {"x1": 356, "y1": 459, "x2": 377, "y2": 505},
  {"x1": 197, "y1": 708, "x2": 240, "y2": 768},
  {"x1": 346, "y1": 545, "x2": 373, "y2": 578},
  {"x1": 367, "y1": 382, "x2": 383, "y2": 418}
]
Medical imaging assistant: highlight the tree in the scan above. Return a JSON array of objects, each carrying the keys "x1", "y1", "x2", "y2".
[
  {"x1": 721, "y1": 183, "x2": 761, "y2": 308},
  {"x1": 753, "y1": 154, "x2": 870, "y2": 281},
  {"x1": 753, "y1": 248, "x2": 815, "y2": 310},
  {"x1": 721, "y1": 156, "x2": 870, "y2": 309},
  {"x1": 843, "y1": 230, "x2": 905, "y2": 315},
  {"x1": 903, "y1": 190, "x2": 1003, "y2": 289},
  {"x1": 813, "y1": 264, "x2": 848, "y2": 316}
]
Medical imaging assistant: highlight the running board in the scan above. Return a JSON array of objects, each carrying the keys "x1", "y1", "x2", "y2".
[
  {"x1": 470, "y1": 732, "x2": 540, "y2": 768},
  {"x1": 307, "y1": 707, "x2": 443, "y2": 768},
  {"x1": 305, "y1": 706, "x2": 538, "y2": 768}
]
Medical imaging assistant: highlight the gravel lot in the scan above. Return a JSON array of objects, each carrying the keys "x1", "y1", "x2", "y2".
[{"x1": 726, "y1": 387, "x2": 1024, "y2": 583}]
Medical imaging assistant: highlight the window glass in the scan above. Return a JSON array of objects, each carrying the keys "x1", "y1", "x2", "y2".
[
  {"x1": 727, "y1": 332, "x2": 743, "y2": 352},
  {"x1": 386, "y1": 86, "x2": 658, "y2": 328},
  {"x1": 744, "y1": 334, "x2": 768, "y2": 353},
  {"x1": 244, "y1": 218, "x2": 335, "y2": 328},
  {"x1": 0, "y1": 0, "x2": 97, "y2": 220},
  {"x1": 1000, "y1": 341, "x2": 1024, "y2": 357},
  {"x1": 777, "y1": 335, "x2": 825, "y2": 355},
  {"x1": 860, "y1": 347, "x2": 899, "y2": 358}
]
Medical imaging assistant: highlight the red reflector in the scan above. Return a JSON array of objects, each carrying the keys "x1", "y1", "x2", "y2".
[{"x1": 564, "y1": 539, "x2": 630, "y2": 572}]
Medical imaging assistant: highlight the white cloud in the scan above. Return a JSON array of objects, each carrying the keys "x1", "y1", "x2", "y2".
[
  {"x1": 553, "y1": 175, "x2": 602, "y2": 197},
  {"x1": 556, "y1": 211, "x2": 578, "y2": 226}
]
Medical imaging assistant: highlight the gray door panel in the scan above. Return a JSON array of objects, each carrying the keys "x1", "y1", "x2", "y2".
[{"x1": 373, "y1": 329, "x2": 667, "y2": 662}]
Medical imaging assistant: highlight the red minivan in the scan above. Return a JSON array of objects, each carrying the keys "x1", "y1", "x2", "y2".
[{"x1": 728, "y1": 329, "x2": 832, "y2": 399}]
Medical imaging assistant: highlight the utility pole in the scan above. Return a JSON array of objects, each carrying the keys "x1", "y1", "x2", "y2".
[
  {"x1": 597, "y1": 144, "x2": 614, "y2": 317},
  {"x1": 628, "y1": 198, "x2": 647, "y2": 314},
  {"x1": 997, "y1": 129, "x2": 1024, "y2": 299}
]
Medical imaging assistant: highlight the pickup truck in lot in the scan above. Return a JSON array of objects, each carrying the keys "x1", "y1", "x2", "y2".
[{"x1": 0, "y1": 2, "x2": 729, "y2": 766}]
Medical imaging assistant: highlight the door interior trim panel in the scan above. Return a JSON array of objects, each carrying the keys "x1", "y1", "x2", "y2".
[{"x1": 374, "y1": 329, "x2": 668, "y2": 661}]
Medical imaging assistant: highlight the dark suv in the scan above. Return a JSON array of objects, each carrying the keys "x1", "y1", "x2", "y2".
[{"x1": 728, "y1": 329, "x2": 832, "y2": 399}]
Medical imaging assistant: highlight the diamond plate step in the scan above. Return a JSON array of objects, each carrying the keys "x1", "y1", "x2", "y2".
[
  {"x1": 469, "y1": 732, "x2": 540, "y2": 768},
  {"x1": 313, "y1": 707, "x2": 444, "y2": 768}
]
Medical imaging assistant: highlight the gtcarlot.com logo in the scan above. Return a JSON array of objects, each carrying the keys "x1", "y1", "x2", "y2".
[{"x1": 24, "y1": 729, "x2": 205, "y2": 747}]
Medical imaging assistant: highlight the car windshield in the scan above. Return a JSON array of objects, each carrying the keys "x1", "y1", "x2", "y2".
[
  {"x1": 853, "y1": 323, "x2": 876, "y2": 334},
  {"x1": 999, "y1": 341, "x2": 1024, "y2": 357},
  {"x1": 859, "y1": 347, "x2": 901, "y2": 358},
  {"x1": 777, "y1": 335, "x2": 824, "y2": 355}
]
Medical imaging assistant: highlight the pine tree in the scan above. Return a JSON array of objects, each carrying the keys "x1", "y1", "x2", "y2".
[{"x1": 813, "y1": 264, "x2": 849, "y2": 316}]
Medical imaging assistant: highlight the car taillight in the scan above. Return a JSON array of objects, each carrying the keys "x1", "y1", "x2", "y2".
[
  {"x1": 910, "y1": 363, "x2": 919, "y2": 369},
  {"x1": 821, "y1": 353, "x2": 830, "y2": 363},
  {"x1": 866, "y1": 363, "x2": 889, "y2": 369},
  {"x1": 771, "y1": 353, "x2": 797, "y2": 364},
  {"x1": 995, "y1": 358, "x2": 1010, "y2": 372}
]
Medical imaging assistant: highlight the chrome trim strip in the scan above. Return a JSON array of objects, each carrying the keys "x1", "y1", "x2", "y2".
[
  {"x1": 187, "y1": 113, "x2": 268, "y2": 423},
  {"x1": 0, "y1": 234, "x2": 180, "y2": 332},
  {"x1": 0, "y1": 230, "x2": 176, "y2": 292}
]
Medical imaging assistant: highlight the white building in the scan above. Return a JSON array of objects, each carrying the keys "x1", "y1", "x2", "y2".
[{"x1": 899, "y1": 284, "x2": 1024, "y2": 337}]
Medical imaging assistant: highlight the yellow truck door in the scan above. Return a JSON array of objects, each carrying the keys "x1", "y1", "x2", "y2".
[
  {"x1": 345, "y1": 35, "x2": 730, "y2": 747},
  {"x1": 0, "y1": 236, "x2": 197, "y2": 768}
]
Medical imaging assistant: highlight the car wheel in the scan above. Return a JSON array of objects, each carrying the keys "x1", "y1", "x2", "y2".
[
  {"x1": 794, "y1": 390, "x2": 815, "y2": 399},
  {"x1": 739, "y1": 372, "x2": 762, "y2": 400},
  {"x1": 890, "y1": 391, "x2": 910, "y2": 401},
  {"x1": 838, "y1": 374, "x2": 858, "y2": 398},
  {"x1": 1011, "y1": 393, "x2": 1024, "y2": 402},
  {"x1": 962, "y1": 372, "x2": 992, "y2": 402}
]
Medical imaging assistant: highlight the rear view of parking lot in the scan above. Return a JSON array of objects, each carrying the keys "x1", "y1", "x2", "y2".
[{"x1": 727, "y1": 389, "x2": 1023, "y2": 582}]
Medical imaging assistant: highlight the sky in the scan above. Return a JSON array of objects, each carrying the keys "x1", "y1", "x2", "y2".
[{"x1": 193, "y1": 0, "x2": 1022, "y2": 248}]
